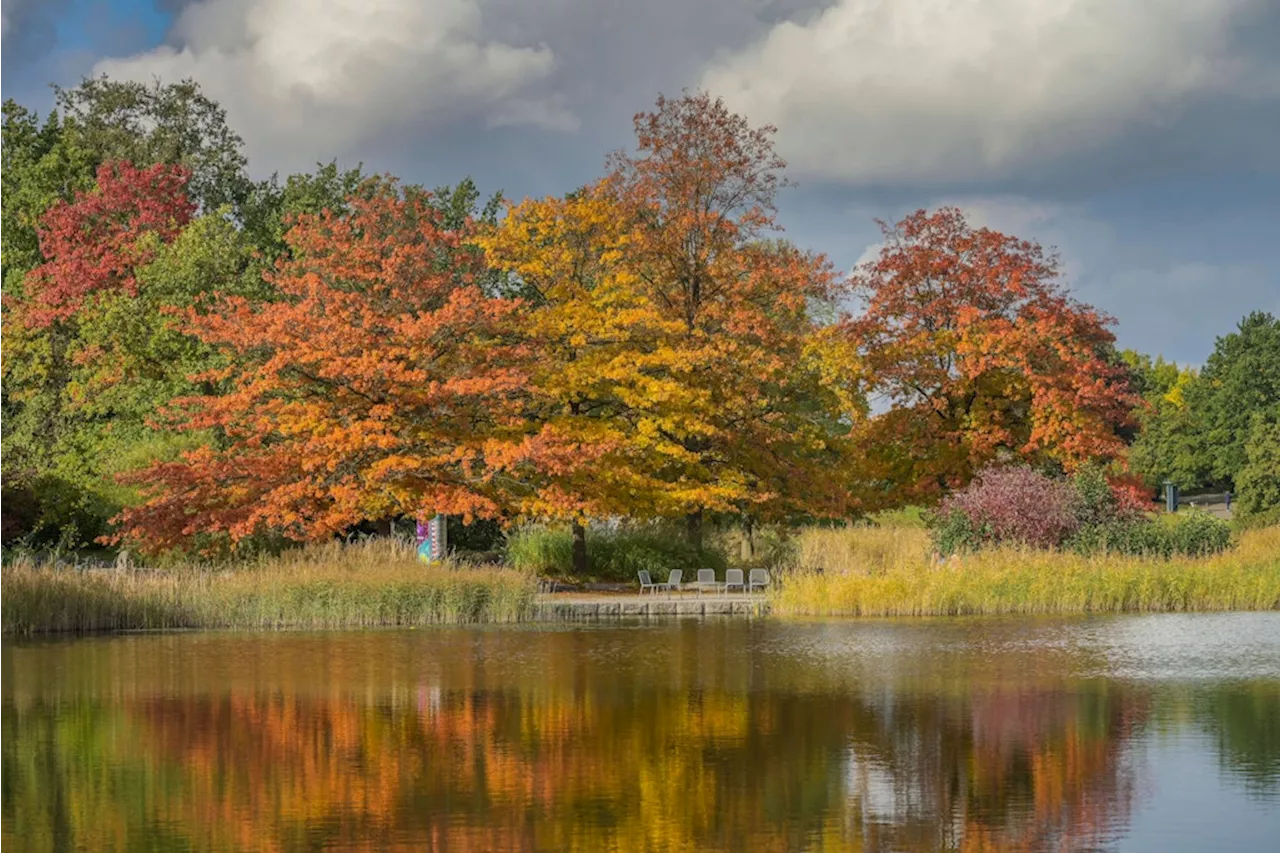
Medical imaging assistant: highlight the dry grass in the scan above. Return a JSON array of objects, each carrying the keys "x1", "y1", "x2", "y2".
[
  {"x1": 2, "y1": 538, "x2": 536, "y2": 635},
  {"x1": 773, "y1": 525, "x2": 1280, "y2": 617}
]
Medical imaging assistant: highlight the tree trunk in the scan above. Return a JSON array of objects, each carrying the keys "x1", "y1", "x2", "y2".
[
  {"x1": 741, "y1": 515, "x2": 756, "y2": 562},
  {"x1": 686, "y1": 508, "x2": 704, "y2": 551},
  {"x1": 571, "y1": 518, "x2": 588, "y2": 577}
]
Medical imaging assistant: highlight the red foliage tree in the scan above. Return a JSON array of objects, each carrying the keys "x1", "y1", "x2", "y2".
[
  {"x1": 113, "y1": 180, "x2": 563, "y2": 553},
  {"x1": 22, "y1": 161, "x2": 195, "y2": 326},
  {"x1": 851, "y1": 207, "x2": 1140, "y2": 504}
]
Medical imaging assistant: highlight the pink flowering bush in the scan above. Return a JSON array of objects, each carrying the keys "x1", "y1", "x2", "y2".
[
  {"x1": 930, "y1": 463, "x2": 1230, "y2": 558},
  {"x1": 933, "y1": 465, "x2": 1080, "y2": 552}
]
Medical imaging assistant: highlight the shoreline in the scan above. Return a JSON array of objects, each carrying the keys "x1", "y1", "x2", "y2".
[
  {"x1": 8, "y1": 590, "x2": 1280, "y2": 637},
  {"x1": 5, "y1": 526, "x2": 1277, "y2": 635}
]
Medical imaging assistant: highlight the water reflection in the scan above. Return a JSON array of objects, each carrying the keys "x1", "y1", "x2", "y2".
[{"x1": 3, "y1": 619, "x2": 1279, "y2": 852}]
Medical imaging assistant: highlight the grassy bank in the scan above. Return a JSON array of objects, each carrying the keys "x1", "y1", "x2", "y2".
[
  {"x1": 773, "y1": 525, "x2": 1280, "y2": 616},
  {"x1": 2, "y1": 538, "x2": 536, "y2": 635}
]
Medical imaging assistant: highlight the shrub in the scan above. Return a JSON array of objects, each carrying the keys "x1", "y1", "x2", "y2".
[
  {"x1": 927, "y1": 463, "x2": 1229, "y2": 560},
  {"x1": 932, "y1": 465, "x2": 1079, "y2": 553},
  {"x1": 505, "y1": 524, "x2": 727, "y2": 582},
  {"x1": 929, "y1": 508, "x2": 988, "y2": 557},
  {"x1": 1069, "y1": 463, "x2": 1146, "y2": 527},
  {"x1": 0, "y1": 479, "x2": 41, "y2": 545},
  {"x1": 1167, "y1": 510, "x2": 1232, "y2": 557},
  {"x1": 1069, "y1": 510, "x2": 1231, "y2": 559}
]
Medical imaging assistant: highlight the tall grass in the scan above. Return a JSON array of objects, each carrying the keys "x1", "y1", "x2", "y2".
[
  {"x1": 2, "y1": 538, "x2": 536, "y2": 635},
  {"x1": 773, "y1": 525, "x2": 1280, "y2": 616}
]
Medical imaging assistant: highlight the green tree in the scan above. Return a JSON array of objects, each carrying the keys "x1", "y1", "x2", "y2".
[
  {"x1": 1121, "y1": 350, "x2": 1213, "y2": 490},
  {"x1": 1, "y1": 103, "x2": 96, "y2": 290},
  {"x1": 1186, "y1": 311, "x2": 1280, "y2": 486},
  {"x1": 1235, "y1": 409, "x2": 1280, "y2": 526},
  {"x1": 51, "y1": 75, "x2": 251, "y2": 212}
]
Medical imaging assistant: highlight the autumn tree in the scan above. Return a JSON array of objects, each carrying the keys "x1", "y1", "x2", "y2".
[
  {"x1": 114, "y1": 180, "x2": 557, "y2": 553},
  {"x1": 21, "y1": 161, "x2": 195, "y2": 325},
  {"x1": 480, "y1": 185, "x2": 684, "y2": 571},
  {"x1": 596, "y1": 91, "x2": 862, "y2": 546},
  {"x1": 2, "y1": 76, "x2": 253, "y2": 547},
  {"x1": 850, "y1": 207, "x2": 1140, "y2": 505},
  {"x1": 2, "y1": 161, "x2": 198, "y2": 544}
]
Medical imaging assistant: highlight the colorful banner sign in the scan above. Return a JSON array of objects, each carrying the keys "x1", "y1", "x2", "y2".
[{"x1": 415, "y1": 515, "x2": 446, "y2": 563}]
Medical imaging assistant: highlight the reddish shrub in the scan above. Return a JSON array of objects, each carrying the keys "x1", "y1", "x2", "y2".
[
  {"x1": 939, "y1": 464, "x2": 1080, "y2": 549},
  {"x1": 1108, "y1": 474, "x2": 1155, "y2": 519}
]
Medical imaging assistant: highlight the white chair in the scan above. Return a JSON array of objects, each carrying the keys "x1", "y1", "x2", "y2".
[
  {"x1": 748, "y1": 569, "x2": 771, "y2": 593},
  {"x1": 638, "y1": 570, "x2": 660, "y2": 594},
  {"x1": 724, "y1": 569, "x2": 745, "y2": 593},
  {"x1": 695, "y1": 568, "x2": 720, "y2": 594},
  {"x1": 666, "y1": 569, "x2": 684, "y2": 594}
]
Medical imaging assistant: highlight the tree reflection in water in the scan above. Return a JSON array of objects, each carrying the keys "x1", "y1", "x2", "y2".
[{"x1": 3, "y1": 626, "x2": 1278, "y2": 852}]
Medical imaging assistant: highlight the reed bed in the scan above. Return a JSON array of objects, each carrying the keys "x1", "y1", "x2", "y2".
[
  {"x1": 2, "y1": 538, "x2": 536, "y2": 635},
  {"x1": 773, "y1": 525, "x2": 1280, "y2": 617}
]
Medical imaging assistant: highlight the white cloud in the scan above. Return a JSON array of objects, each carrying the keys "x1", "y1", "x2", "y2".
[
  {"x1": 700, "y1": 0, "x2": 1280, "y2": 184},
  {"x1": 93, "y1": 0, "x2": 574, "y2": 174},
  {"x1": 842, "y1": 194, "x2": 1100, "y2": 277}
]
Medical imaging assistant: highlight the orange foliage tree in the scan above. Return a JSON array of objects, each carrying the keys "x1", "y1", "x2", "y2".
[
  {"x1": 114, "y1": 179, "x2": 576, "y2": 553},
  {"x1": 597, "y1": 91, "x2": 864, "y2": 545},
  {"x1": 850, "y1": 207, "x2": 1140, "y2": 505}
]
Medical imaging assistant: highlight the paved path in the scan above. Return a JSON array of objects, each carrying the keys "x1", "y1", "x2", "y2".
[{"x1": 1179, "y1": 499, "x2": 1233, "y2": 520}]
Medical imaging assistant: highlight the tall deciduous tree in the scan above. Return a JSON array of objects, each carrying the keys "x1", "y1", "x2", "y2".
[
  {"x1": 2, "y1": 162, "x2": 198, "y2": 544},
  {"x1": 480, "y1": 184, "x2": 681, "y2": 571},
  {"x1": 1122, "y1": 350, "x2": 1210, "y2": 491},
  {"x1": 850, "y1": 207, "x2": 1139, "y2": 505},
  {"x1": 597, "y1": 91, "x2": 862, "y2": 546},
  {"x1": 1235, "y1": 410, "x2": 1280, "y2": 526},
  {"x1": 22, "y1": 161, "x2": 195, "y2": 325},
  {"x1": 1185, "y1": 311, "x2": 1280, "y2": 486},
  {"x1": 51, "y1": 75, "x2": 251, "y2": 212},
  {"x1": 114, "y1": 180, "x2": 550, "y2": 553}
]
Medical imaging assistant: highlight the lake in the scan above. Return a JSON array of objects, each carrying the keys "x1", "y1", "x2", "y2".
[{"x1": 4, "y1": 614, "x2": 1279, "y2": 851}]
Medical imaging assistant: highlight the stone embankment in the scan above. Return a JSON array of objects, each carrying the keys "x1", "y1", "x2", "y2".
[{"x1": 531, "y1": 593, "x2": 770, "y2": 621}]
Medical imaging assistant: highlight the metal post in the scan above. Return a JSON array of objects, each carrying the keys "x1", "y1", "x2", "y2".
[{"x1": 1163, "y1": 480, "x2": 1178, "y2": 513}]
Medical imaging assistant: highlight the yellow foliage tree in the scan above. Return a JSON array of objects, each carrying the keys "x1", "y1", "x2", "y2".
[{"x1": 484, "y1": 93, "x2": 867, "y2": 554}]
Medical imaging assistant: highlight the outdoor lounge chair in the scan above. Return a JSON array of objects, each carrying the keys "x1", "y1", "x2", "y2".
[
  {"x1": 724, "y1": 568, "x2": 745, "y2": 593},
  {"x1": 695, "y1": 568, "x2": 721, "y2": 594},
  {"x1": 638, "y1": 570, "x2": 665, "y2": 594},
  {"x1": 748, "y1": 569, "x2": 770, "y2": 593},
  {"x1": 666, "y1": 569, "x2": 684, "y2": 593}
]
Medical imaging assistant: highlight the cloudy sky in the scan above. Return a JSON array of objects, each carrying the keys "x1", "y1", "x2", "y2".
[{"x1": 5, "y1": 0, "x2": 1278, "y2": 365}]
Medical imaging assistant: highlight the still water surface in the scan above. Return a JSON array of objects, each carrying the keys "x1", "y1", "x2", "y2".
[{"x1": 3, "y1": 614, "x2": 1279, "y2": 852}]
